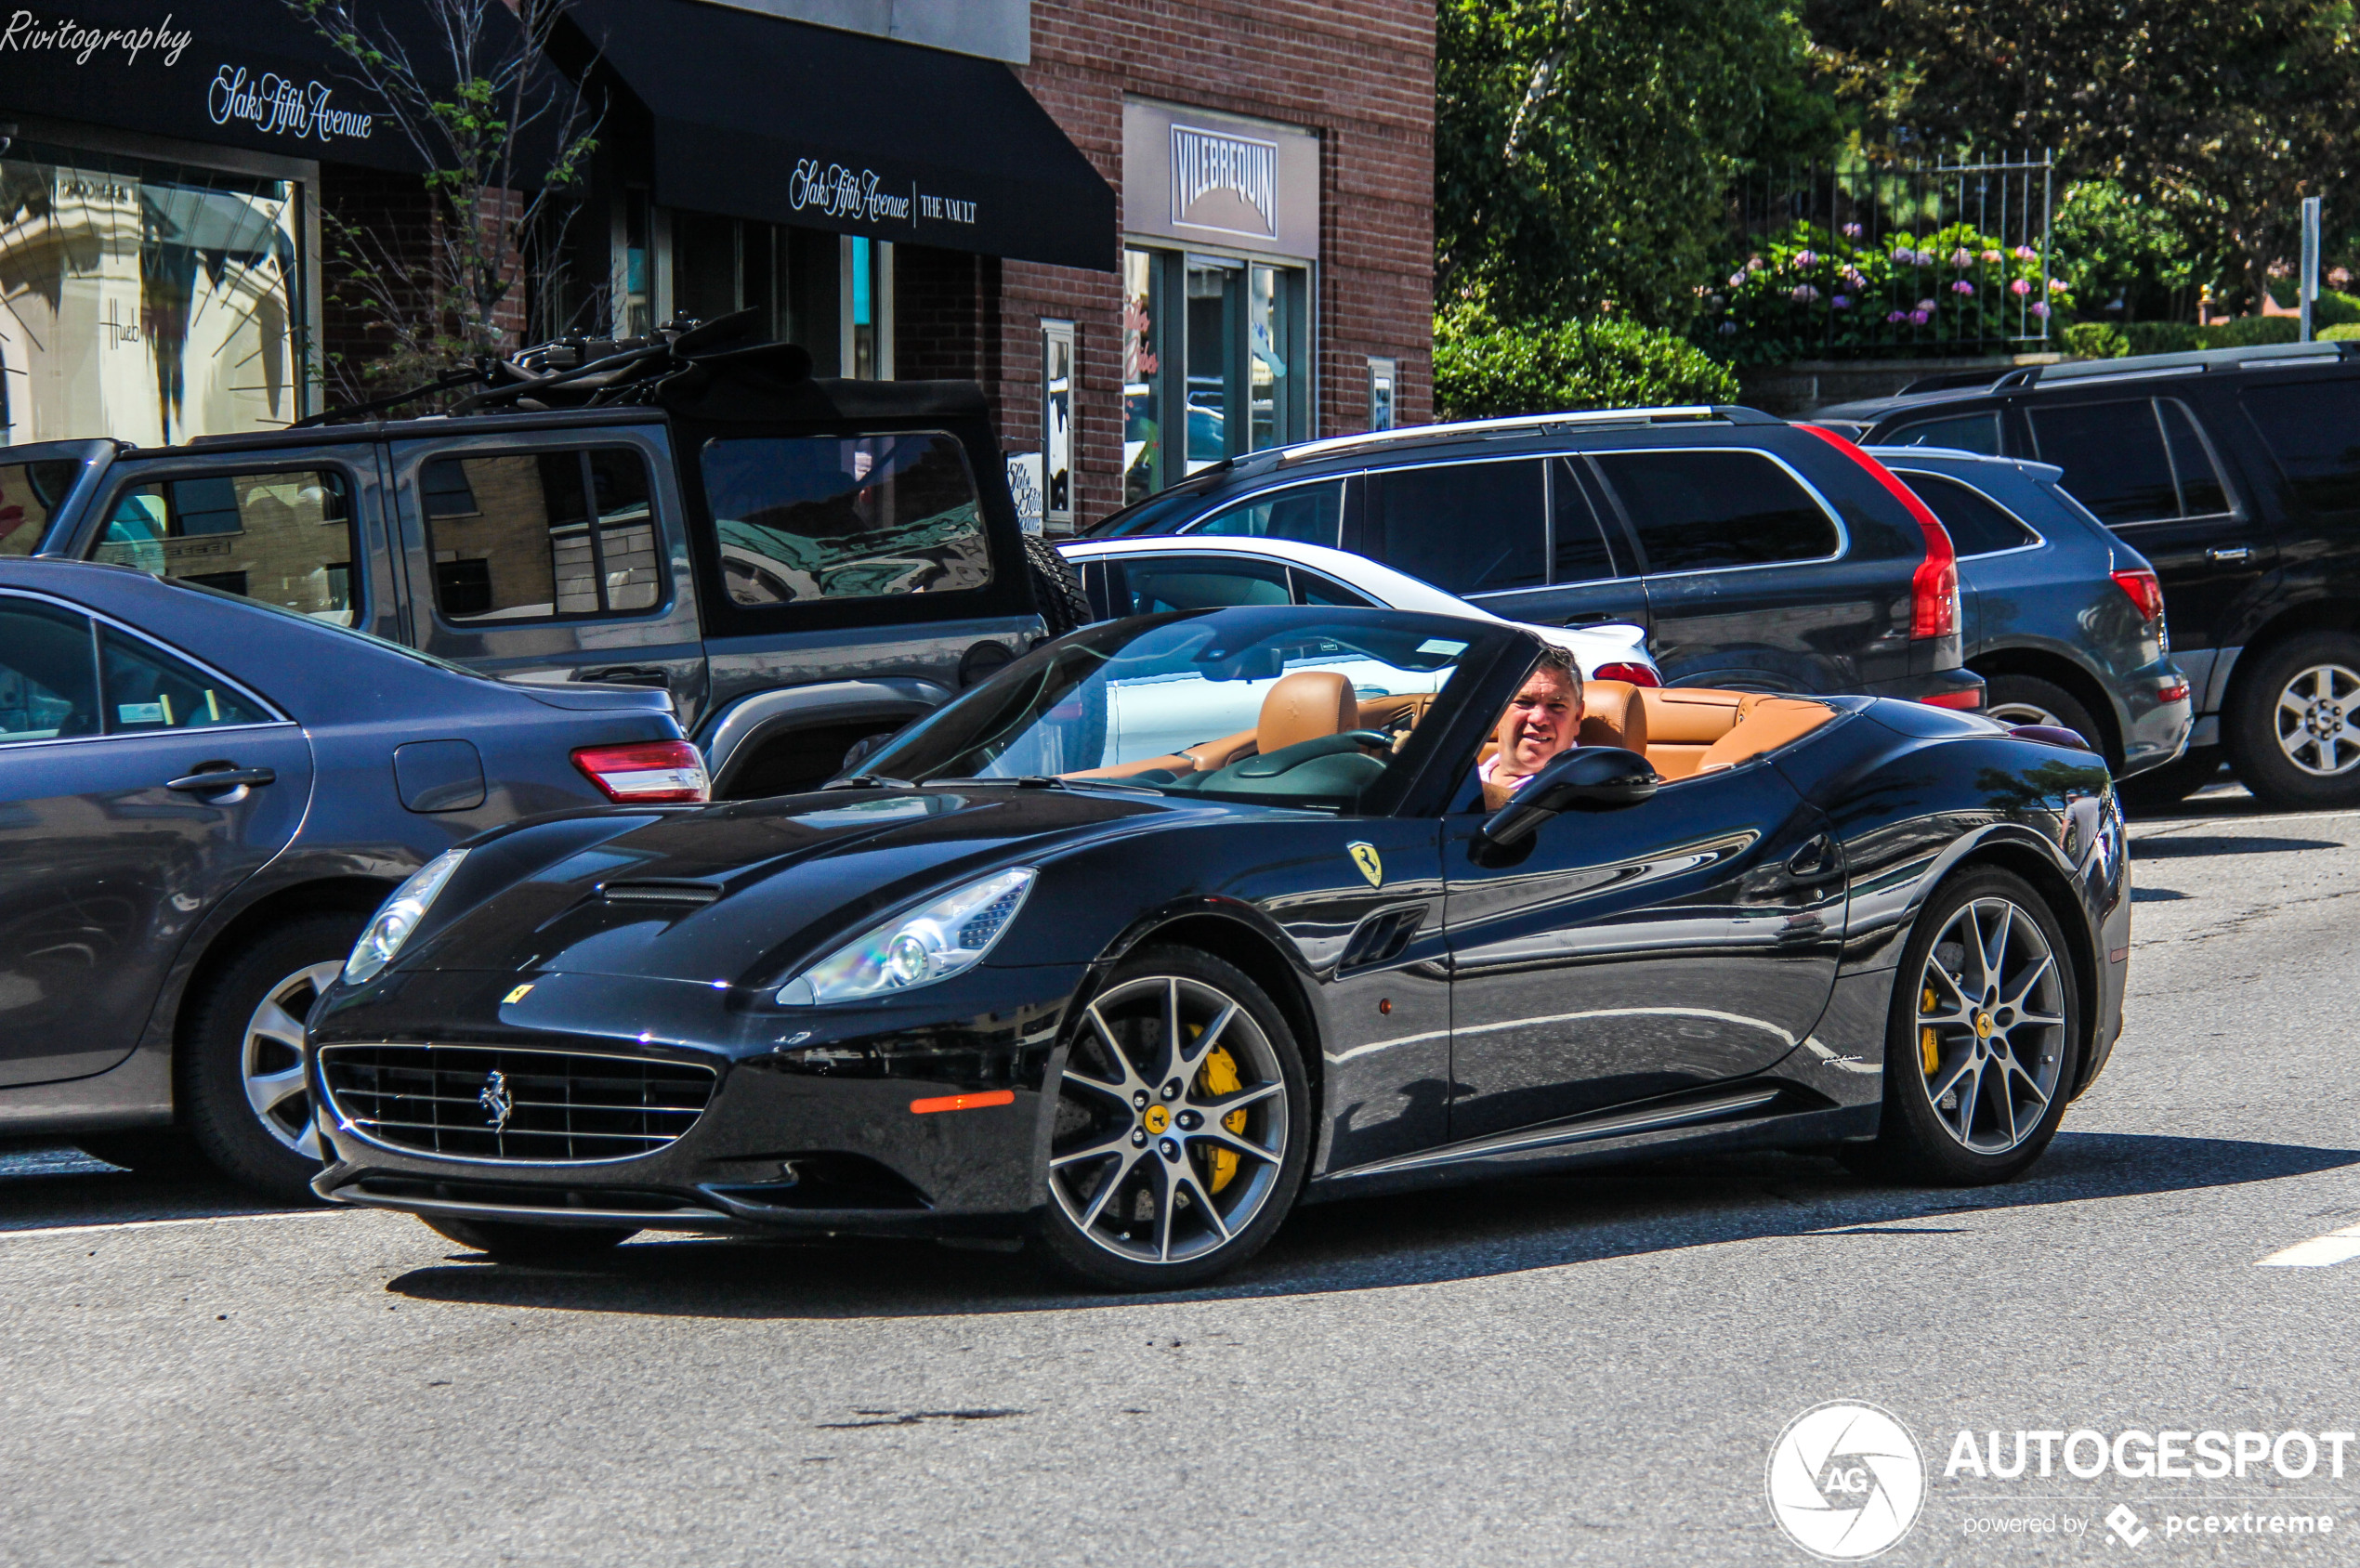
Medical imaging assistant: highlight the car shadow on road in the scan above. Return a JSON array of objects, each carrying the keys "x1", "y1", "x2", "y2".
[
  {"x1": 380, "y1": 1130, "x2": 2360, "y2": 1320},
  {"x1": 0, "y1": 1142, "x2": 318, "y2": 1232},
  {"x1": 2131, "y1": 835, "x2": 2342, "y2": 858}
]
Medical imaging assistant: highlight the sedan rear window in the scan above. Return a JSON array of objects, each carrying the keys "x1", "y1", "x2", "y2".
[
  {"x1": 701, "y1": 431, "x2": 990, "y2": 606},
  {"x1": 1593, "y1": 451, "x2": 1839, "y2": 573}
]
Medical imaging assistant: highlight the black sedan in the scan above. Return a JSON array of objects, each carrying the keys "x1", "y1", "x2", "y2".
[
  {"x1": 308, "y1": 607, "x2": 2130, "y2": 1288},
  {"x1": 0, "y1": 559, "x2": 703, "y2": 1199}
]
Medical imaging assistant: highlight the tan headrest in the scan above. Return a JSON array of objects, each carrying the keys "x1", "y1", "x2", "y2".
[
  {"x1": 1696, "y1": 698, "x2": 1834, "y2": 774},
  {"x1": 1577, "y1": 679, "x2": 1647, "y2": 753},
  {"x1": 1640, "y1": 687, "x2": 1749, "y2": 744},
  {"x1": 1258, "y1": 671, "x2": 1359, "y2": 754}
]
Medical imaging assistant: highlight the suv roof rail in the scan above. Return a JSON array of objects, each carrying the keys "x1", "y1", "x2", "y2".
[
  {"x1": 2031, "y1": 338, "x2": 2356, "y2": 387},
  {"x1": 1246, "y1": 403, "x2": 1781, "y2": 472}
]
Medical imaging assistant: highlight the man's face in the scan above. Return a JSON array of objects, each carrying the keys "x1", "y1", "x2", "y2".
[{"x1": 1499, "y1": 670, "x2": 1581, "y2": 773}]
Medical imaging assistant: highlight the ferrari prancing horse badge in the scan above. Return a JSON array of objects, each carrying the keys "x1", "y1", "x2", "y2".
[{"x1": 1347, "y1": 842, "x2": 1383, "y2": 888}]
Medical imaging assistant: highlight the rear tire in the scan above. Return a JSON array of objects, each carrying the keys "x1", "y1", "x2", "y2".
[
  {"x1": 2222, "y1": 631, "x2": 2360, "y2": 810},
  {"x1": 177, "y1": 911, "x2": 366, "y2": 1204},
  {"x1": 1845, "y1": 869, "x2": 2081, "y2": 1186},
  {"x1": 422, "y1": 1215, "x2": 638, "y2": 1264},
  {"x1": 1023, "y1": 533, "x2": 1092, "y2": 637},
  {"x1": 1984, "y1": 674, "x2": 2106, "y2": 764}
]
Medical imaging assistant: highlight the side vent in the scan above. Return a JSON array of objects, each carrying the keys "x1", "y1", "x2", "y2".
[
  {"x1": 599, "y1": 880, "x2": 722, "y2": 907},
  {"x1": 1339, "y1": 905, "x2": 1426, "y2": 973}
]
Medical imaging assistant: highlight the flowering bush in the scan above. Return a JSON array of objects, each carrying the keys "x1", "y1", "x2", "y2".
[{"x1": 1697, "y1": 221, "x2": 2072, "y2": 364}]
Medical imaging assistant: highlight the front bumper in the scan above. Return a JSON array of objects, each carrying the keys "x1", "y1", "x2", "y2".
[{"x1": 308, "y1": 963, "x2": 1087, "y2": 1237}]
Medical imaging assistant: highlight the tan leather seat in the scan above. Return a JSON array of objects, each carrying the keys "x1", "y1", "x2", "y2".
[
  {"x1": 1256, "y1": 670, "x2": 1359, "y2": 752},
  {"x1": 1640, "y1": 687, "x2": 1749, "y2": 779},
  {"x1": 1694, "y1": 698, "x2": 1835, "y2": 773},
  {"x1": 1577, "y1": 680, "x2": 1648, "y2": 752}
]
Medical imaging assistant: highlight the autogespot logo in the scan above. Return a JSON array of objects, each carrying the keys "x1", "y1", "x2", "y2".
[{"x1": 1768, "y1": 1401, "x2": 1927, "y2": 1561}]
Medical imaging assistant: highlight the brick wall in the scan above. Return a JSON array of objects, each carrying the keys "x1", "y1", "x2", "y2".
[
  {"x1": 318, "y1": 166, "x2": 531, "y2": 399},
  {"x1": 916, "y1": 0, "x2": 1435, "y2": 529}
]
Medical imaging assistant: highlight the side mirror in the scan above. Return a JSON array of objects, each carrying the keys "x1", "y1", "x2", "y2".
[{"x1": 1479, "y1": 746, "x2": 1659, "y2": 845}]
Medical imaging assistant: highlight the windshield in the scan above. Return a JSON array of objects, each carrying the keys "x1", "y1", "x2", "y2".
[{"x1": 858, "y1": 608, "x2": 1499, "y2": 808}]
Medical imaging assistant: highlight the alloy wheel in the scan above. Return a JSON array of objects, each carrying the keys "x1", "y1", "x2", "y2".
[
  {"x1": 242, "y1": 960, "x2": 340, "y2": 1159},
  {"x1": 1049, "y1": 974, "x2": 1288, "y2": 1266},
  {"x1": 1912, "y1": 898, "x2": 2066, "y2": 1155},
  {"x1": 2274, "y1": 661, "x2": 2360, "y2": 777},
  {"x1": 1986, "y1": 699, "x2": 2065, "y2": 729}
]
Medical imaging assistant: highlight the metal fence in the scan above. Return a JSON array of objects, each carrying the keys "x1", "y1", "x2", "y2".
[{"x1": 1724, "y1": 151, "x2": 2055, "y2": 359}]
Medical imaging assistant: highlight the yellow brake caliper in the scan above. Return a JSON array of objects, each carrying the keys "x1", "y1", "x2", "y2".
[
  {"x1": 1920, "y1": 986, "x2": 1941, "y2": 1075},
  {"x1": 1194, "y1": 1035, "x2": 1250, "y2": 1193}
]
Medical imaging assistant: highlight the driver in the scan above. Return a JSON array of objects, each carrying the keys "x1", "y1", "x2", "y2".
[{"x1": 1478, "y1": 646, "x2": 1584, "y2": 807}]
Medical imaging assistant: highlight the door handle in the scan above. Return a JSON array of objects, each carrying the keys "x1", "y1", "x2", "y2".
[
  {"x1": 2207, "y1": 545, "x2": 2251, "y2": 563},
  {"x1": 574, "y1": 665, "x2": 670, "y2": 687},
  {"x1": 166, "y1": 765, "x2": 276, "y2": 791}
]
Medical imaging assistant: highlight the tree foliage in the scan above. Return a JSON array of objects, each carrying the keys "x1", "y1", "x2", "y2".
[
  {"x1": 1801, "y1": 0, "x2": 2360, "y2": 307},
  {"x1": 1434, "y1": 310, "x2": 1738, "y2": 419},
  {"x1": 1436, "y1": 0, "x2": 1831, "y2": 325}
]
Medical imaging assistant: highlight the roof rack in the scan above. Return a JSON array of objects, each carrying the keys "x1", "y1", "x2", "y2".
[
  {"x1": 1239, "y1": 404, "x2": 1779, "y2": 473},
  {"x1": 2032, "y1": 338, "x2": 2354, "y2": 387}
]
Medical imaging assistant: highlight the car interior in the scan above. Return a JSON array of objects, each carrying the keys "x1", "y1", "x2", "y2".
[{"x1": 1067, "y1": 667, "x2": 1839, "y2": 808}]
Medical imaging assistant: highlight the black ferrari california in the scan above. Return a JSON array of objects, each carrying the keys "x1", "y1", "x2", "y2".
[{"x1": 307, "y1": 607, "x2": 2129, "y2": 1288}]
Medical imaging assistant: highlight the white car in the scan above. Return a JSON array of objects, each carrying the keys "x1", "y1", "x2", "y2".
[{"x1": 1057, "y1": 534, "x2": 1661, "y2": 684}]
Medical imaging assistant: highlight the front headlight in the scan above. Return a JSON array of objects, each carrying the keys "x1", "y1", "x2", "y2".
[
  {"x1": 344, "y1": 848, "x2": 468, "y2": 986},
  {"x1": 778, "y1": 868, "x2": 1036, "y2": 1005}
]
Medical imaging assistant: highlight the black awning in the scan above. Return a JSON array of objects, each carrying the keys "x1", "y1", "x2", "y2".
[
  {"x1": 563, "y1": 0, "x2": 1116, "y2": 273},
  {"x1": 0, "y1": 1, "x2": 533, "y2": 176}
]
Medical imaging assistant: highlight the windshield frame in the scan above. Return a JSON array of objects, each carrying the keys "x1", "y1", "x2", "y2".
[{"x1": 849, "y1": 607, "x2": 1530, "y2": 818}]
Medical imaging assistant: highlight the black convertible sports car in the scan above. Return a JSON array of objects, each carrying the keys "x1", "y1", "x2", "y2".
[{"x1": 308, "y1": 607, "x2": 2130, "y2": 1288}]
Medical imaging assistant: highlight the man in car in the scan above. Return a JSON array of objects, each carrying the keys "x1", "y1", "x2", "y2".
[{"x1": 1478, "y1": 646, "x2": 1584, "y2": 808}]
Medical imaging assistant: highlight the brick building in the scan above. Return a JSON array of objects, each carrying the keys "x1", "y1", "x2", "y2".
[{"x1": 0, "y1": 0, "x2": 1434, "y2": 535}]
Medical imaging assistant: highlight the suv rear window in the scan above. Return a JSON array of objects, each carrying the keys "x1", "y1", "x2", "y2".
[
  {"x1": 1890, "y1": 471, "x2": 2040, "y2": 556},
  {"x1": 2242, "y1": 379, "x2": 2360, "y2": 514},
  {"x1": 1881, "y1": 410, "x2": 2003, "y2": 455},
  {"x1": 701, "y1": 432, "x2": 990, "y2": 606},
  {"x1": 0, "y1": 459, "x2": 77, "y2": 557},
  {"x1": 2026, "y1": 398, "x2": 2232, "y2": 524},
  {"x1": 92, "y1": 467, "x2": 358, "y2": 624},
  {"x1": 1593, "y1": 451, "x2": 1839, "y2": 572}
]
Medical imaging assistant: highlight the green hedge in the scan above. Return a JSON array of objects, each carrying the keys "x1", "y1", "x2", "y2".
[
  {"x1": 2065, "y1": 317, "x2": 2310, "y2": 360},
  {"x1": 1435, "y1": 316, "x2": 1737, "y2": 419},
  {"x1": 2320, "y1": 323, "x2": 2360, "y2": 342}
]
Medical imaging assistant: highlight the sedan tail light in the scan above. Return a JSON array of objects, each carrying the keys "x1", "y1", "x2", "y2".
[
  {"x1": 571, "y1": 740, "x2": 710, "y2": 804},
  {"x1": 1919, "y1": 688, "x2": 1984, "y2": 711},
  {"x1": 1590, "y1": 661, "x2": 1660, "y2": 687},
  {"x1": 1800, "y1": 425, "x2": 1960, "y2": 640},
  {"x1": 2110, "y1": 566, "x2": 2166, "y2": 624}
]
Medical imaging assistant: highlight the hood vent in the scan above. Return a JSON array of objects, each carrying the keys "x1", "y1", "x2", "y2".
[{"x1": 598, "y1": 879, "x2": 722, "y2": 907}]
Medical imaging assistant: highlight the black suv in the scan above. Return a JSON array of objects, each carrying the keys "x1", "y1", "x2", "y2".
[
  {"x1": 1823, "y1": 341, "x2": 2360, "y2": 808},
  {"x1": 0, "y1": 314, "x2": 1089, "y2": 798},
  {"x1": 1090, "y1": 407, "x2": 1984, "y2": 707}
]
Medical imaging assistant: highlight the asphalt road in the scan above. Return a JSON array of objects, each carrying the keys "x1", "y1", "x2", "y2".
[{"x1": 5, "y1": 784, "x2": 2357, "y2": 1567}]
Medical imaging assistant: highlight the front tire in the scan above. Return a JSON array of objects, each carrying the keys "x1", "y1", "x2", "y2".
[
  {"x1": 1849, "y1": 869, "x2": 2080, "y2": 1185},
  {"x1": 1034, "y1": 947, "x2": 1310, "y2": 1290},
  {"x1": 177, "y1": 911, "x2": 365, "y2": 1203},
  {"x1": 2223, "y1": 631, "x2": 2360, "y2": 809},
  {"x1": 422, "y1": 1216, "x2": 638, "y2": 1264}
]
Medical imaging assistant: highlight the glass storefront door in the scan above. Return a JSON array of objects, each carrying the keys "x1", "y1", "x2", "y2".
[
  {"x1": 1122, "y1": 244, "x2": 1308, "y2": 499},
  {"x1": 0, "y1": 144, "x2": 305, "y2": 446}
]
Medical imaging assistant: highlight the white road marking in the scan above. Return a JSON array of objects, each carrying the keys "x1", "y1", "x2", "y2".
[
  {"x1": 2257, "y1": 1223, "x2": 2360, "y2": 1267},
  {"x1": 0, "y1": 1209, "x2": 360, "y2": 1241}
]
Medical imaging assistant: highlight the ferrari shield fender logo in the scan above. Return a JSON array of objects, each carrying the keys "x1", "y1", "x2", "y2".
[{"x1": 1347, "y1": 842, "x2": 1383, "y2": 888}]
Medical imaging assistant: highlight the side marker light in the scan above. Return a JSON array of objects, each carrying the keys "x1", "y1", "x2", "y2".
[{"x1": 910, "y1": 1089, "x2": 1016, "y2": 1115}]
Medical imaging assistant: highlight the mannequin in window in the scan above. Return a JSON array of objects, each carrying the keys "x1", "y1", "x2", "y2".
[{"x1": 1478, "y1": 647, "x2": 1585, "y2": 811}]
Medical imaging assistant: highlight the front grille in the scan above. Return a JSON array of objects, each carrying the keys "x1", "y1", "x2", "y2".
[{"x1": 320, "y1": 1044, "x2": 716, "y2": 1163}]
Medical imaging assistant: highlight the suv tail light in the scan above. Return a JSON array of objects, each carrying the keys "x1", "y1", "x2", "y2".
[
  {"x1": 2110, "y1": 566, "x2": 2166, "y2": 623},
  {"x1": 1800, "y1": 424, "x2": 1960, "y2": 640},
  {"x1": 1590, "y1": 661, "x2": 1660, "y2": 687},
  {"x1": 571, "y1": 740, "x2": 709, "y2": 804}
]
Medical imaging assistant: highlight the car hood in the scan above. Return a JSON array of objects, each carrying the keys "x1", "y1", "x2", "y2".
[{"x1": 403, "y1": 784, "x2": 1184, "y2": 987}]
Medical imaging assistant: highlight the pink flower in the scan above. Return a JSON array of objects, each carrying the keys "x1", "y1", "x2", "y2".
[
  {"x1": 1916, "y1": 298, "x2": 1938, "y2": 312},
  {"x1": 1952, "y1": 280, "x2": 1975, "y2": 295},
  {"x1": 1842, "y1": 222, "x2": 1865, "y2": 239},
  {"x1": 1792, "y1": 250, "x2": 1819, "y2": 269},
  {"x1": 1841, "y1": 267, "x2": 1868, "y2": 288},
  {"x1": 1831, "y1": 294, "x2": 1853, "y2": 310},
  {"x1": 2009, "y1": 278, "x2": 2032, "y2": 296},
  {"x1": 1746, "y1": 256, "x2": 1764, "y2": 272},
  {"x1": 1980, "y1": 249, "x2": 2002, "y2": 264},
  {"x1": 1908, "y1": 308, "x2": 1932, "y2": 325},
  {"x1": 1790, "y1": 283, "x2": 1821, "y2": 302},
  {"x1": 2334, "y1": 267, "x2": 2353, "y2": 288},
  {"x1": 2030, "y1": 302, "x2": 2052, "y2": 319},
  {"x1": 1728, "y1": 271, "x2": 1747, "y2": 288},
  {"x1": 2013, "y1": 245, "x2": 2038, "y2": 261},
  {"x1": 1949, "y1": 247, "x2": 1973, "y2": 267},
  {"x1": 2049, "y1": 278, "x2": 2067, "y2": 292},
  {"x1": 1886, "y1": 309, "x2": 1909, "y2": 324}
]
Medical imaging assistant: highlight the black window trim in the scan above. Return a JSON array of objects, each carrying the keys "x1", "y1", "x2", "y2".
[
  {"x1": 1580, "y1": 444, "x2": 1850, "y2": 581},
  {"x1": 83, "y1": 459, "x2": 370, "y2": 628},
  {"x1": 0, "y1": 585, "x2": 292, "y2": 752},
  {"x1": 1881, "y1": 467, "x2": 2048, "y2": 559},
  {"x1": 415, "y1": 443, "x2": 674, "y2": 630},
  {"x1": 1173, "y1": 474, "x2": 1356, "y2": 551}
]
